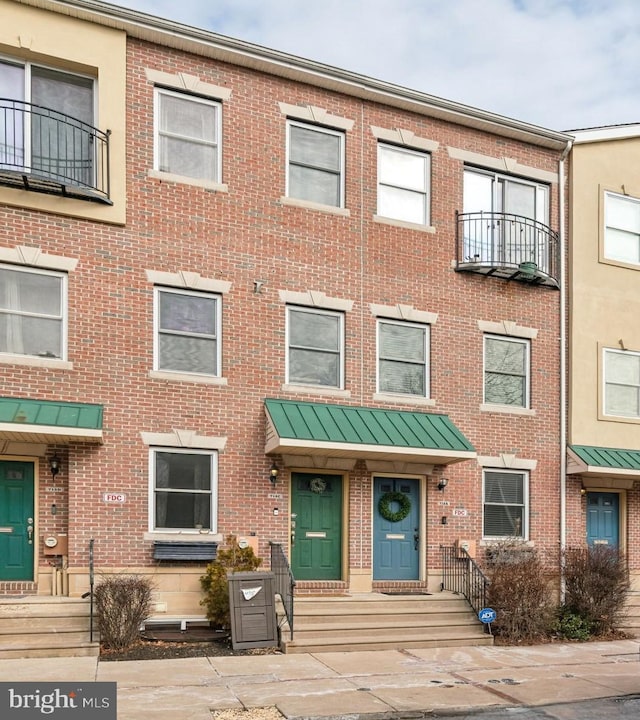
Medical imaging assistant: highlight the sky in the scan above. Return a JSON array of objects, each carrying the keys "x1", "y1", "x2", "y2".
[{"x1": 110, "y1": 0, "x2": 640, "y2": 132}]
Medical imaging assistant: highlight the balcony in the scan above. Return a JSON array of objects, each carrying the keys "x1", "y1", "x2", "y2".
[
  {"x1": 455, "y1": 211, "x2": 559, "y2": 288},
  {"x1": 0, "y1": 99, "x2": 111, "y2": 204}
]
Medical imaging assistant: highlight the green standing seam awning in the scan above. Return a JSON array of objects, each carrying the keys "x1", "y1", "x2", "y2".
[
  {"x1": 0, "y1": 397, "x2": 104, "y2": 444},
  {"x1": 265, "y1": 399, "x2": 476, "y2": 465},
  {"x1": 568, "y1": 445, "x2": 640, "y2": 479}
]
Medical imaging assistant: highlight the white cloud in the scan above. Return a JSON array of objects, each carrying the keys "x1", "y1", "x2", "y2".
[{"x1": 112, "y1": 0, "x2": 640, "y2": 130}]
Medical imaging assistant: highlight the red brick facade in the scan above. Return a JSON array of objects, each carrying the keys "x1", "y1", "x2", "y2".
[{"x1": 0, "y1": 2, "x2": 571, "y2": 605}]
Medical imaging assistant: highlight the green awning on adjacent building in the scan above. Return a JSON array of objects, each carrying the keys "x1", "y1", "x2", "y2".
[
  {"x1": 265, "y1": 399, "x2": 475, "y2": 465},
  {"x1": 567, "y1": 444, "x2": 640, "y2": 484},
  {"x1": 0, "y1": 397, "x2": 104, "y2": 444}
]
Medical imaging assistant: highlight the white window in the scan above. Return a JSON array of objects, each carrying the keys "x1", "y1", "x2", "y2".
[
  {"x1": 484, "y1": 335, "x2": 530, "y2": 408},
  {"x1": 378, "y1": 144, "x2": 430, "y2": 225},
  {"x1": 154, "y1": 287, "x2": 221, "y2": 376},
  {"x1": 286, "y1": 121, "x2": 344, "y2": 207},
  {"x1": 0, "y1": 59, "x2": 94, "y2": 186},
  {"x1": 0, "y1": 265, "x2": 66, "y2": 359},
  {"x1": 378, "y1": 319, "x2": 429, "y2": 397},
  {"x1": 287, "y1": 306, "x2": 344, "y2": 388},
  {"x1": 604, "y1": 191, "x2": 640, "y2": 265},
  {"x1": 151, "y1": 449, "x2": 216, "y2": 532},
  {"x1": 483, "y1": 470, "x2": 528, "y2": 539},
  {"x1": 604, "y1": 348, "x2": 640, "y2": 418},
  {"x1": 155, "y1": 88, "x2": 221, "y2": 182}
]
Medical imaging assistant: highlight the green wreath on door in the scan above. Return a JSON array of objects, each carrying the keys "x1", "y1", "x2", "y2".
[{"x1": 378, "y1": 491, "x2": 411, "y2": 523}]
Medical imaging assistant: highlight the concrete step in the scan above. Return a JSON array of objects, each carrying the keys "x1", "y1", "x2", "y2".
[
  {"x1": 281, "y1": 591, "x2": 491, "y2": 653},
  {"x1": 0, "y1": 596, "x2": 98, "y2": 658}
]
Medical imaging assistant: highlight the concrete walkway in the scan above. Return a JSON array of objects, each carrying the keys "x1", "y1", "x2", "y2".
[{"x1": 0, "y1": 640, "x2": 639, "y2": 719}]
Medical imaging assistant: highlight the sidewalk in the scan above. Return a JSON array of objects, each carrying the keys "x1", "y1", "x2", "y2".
[{"x1": 0, "y1": 639, "x2": 639, "y2": 720}]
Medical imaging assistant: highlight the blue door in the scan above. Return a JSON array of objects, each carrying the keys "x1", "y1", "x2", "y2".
[
  {"x1": 373, "y1": 477, "x2": 419, "y2": 580},
  {"x1": 586, "y1": 492, "x2": 619, "y2": 548}
]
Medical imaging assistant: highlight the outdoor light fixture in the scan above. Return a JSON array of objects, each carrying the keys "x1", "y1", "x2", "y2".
[
  {"x1": 437, "y1": 478, "x2": 448, "y2": 491},
  {"x1": 50, "y1": 455, "x2": 60, "y2": 478},
  {"x1": 270, "y1": 461, "x2": 279, "y2": 484}
]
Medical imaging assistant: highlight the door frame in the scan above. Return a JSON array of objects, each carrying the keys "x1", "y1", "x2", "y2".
[
  {"x1": 372, "y1": 473, "x2": 424, "y2": 583},
  {"x1": 584, "y1": 487, "x2": 626, "y2": 554},
  {"x1": 0, "y1": 455, "x2": 40, "y2": 583}
]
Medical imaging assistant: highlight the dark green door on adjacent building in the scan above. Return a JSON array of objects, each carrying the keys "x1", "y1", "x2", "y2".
[
  {"x1": 291, "y1": 472, "x2": 342, "y2": 580},
  {"x1": 0, "y1": 461, "x2": 35, "y2": 580}
]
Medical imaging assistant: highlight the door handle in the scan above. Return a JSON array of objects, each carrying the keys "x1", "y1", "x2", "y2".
[
  {"x1": 414, "y1": 528, "x2": 419, "y2": 551},
  {"x1": 27, "y1": 525, "x2": 33, "y2": 544}
]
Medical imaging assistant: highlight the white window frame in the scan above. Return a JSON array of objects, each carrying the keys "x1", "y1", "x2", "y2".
[
  {"x1": 377, "y1": 143, "x2": 430, "y2": 226},
  {"x1": 149, "y1": 448, "x2": 217, "y2": 533},
  {"x1": 154, "y1": 87, "x2": 222, "y2": 183},
  {"x1": 483, "y1": 334, "x2": 530, "y2": 409},
  {"x1": 603, "y1": 347, "x2": 640, "y2": 418},
  {"x1": 0, "y1": 263, "x2": 67, "y2": 360},
  {"x1": 483, "y1": 469, "x2": 529, "y2": 540},
  {"x1": 153, "y1": 286, "x2": 222, "y2": 377},
  {"x1": 603, "y1": 191, "x2": 640, "y2": 265},
  {"x1": 286, "y1": 305, "x2": 345, "y2": 389},
  {"x1": 286, "y1": 120, "x2": 345, "y2": 208},
  {"x1": 377, "y1": 318, "x2": 430, "y2": 398}
]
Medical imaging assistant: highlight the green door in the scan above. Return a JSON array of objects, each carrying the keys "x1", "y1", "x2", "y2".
[
  {"x1": 0, "y1": 461, "x2": 35, "y2": 580},
  {"x1": 291, "y1": 472, "x2": 342, "y2": 580}
]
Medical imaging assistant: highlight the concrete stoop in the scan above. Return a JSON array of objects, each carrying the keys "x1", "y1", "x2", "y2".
[
  {"x1": 280, "y1": 591, "x2": 492, "y2": 653},
  {"x1": 619, "y1": 590, "x2": 640, "y2": 638},
  {"x1": 0, "y1": 596, "x2": 99, "y2": 659}
]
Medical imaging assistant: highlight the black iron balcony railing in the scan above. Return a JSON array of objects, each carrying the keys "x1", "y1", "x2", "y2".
[
  {"x1": 0, "y1": 99, "x2": 111, "y2": 204},
  {"x1": 456, "y1": 211, "x2": 559, "y2": 288}
]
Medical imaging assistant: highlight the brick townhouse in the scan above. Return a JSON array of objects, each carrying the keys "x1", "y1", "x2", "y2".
[{"x1": 0, "y1": 0, "x2": 571, "y2": 618}]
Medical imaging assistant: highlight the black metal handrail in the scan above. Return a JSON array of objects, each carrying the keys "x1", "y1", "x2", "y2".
[
  {"x1": 456, "y1": 211, "x2": 559, "y2": 284},
  {"x1": 0, "y1": 98, "x2": 110, "y2": 203},
  {"x1": 81, "y1": 538, "x2": 96, "y2": 643},
  {"x1": 270, "y1": 541, "x2": 295, "y2": 640},
  {"x1": 441, "y1": 545, "x2": 490, "y2": 622}
]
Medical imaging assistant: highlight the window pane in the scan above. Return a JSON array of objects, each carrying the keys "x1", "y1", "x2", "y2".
[
  {"x1": 486, "y1": 338, "x2": 525, "y2": 374},
  {"x1": 607, "y1": 194, "x2": 640, "y2": 233},
  {"x1": 155, "y1": 491, "x2": 211, "y2": 530},
  {"x1": 607, "y1": 351, "x2": 640, "y2": 385},
  {"x1": 606, "y1": 384, "x2": 640, "y2": 416},
  {"x1": 485, "y1": 373, "x2": 525, "y2": 405},
  {"x1": 159, "y1": 335, "x2": 217, "y2": 374},
  {"x1": 484, "y1": 505, "x2": 524, "y2": 537},
  {"x1": 379, "y1": 146, "x2": 426, "y2": 191},
  {"x1": 378, "y1": 186, "x2": 426, "y2": 224},
  {"x1": 159, "y1": 94, "x2": 216, "y2": 143},
  {"x1": 160, "y1": 292, "x2": 216, "y2": 336},
  {"x1": 485, "y1": 473, "x2": 524, "y2": 504},
  {"x1": 159, "y1": 137, "x2": 217, "y2": 180},
  {"x1": 290, "y1": 309, "x2": 339, "y2": 351},
  {"x1": 289, "y1": 348, "x2": 339, "y2": 386},
  {"x1": 290, "y1": 125, "x2": 340, "y2": 171},
  {"x1": 289, "y1": 164, "x2": 340, "y2": 206},
  {"x1": 379, "y1": 360, "x2": 425, "y2": 395},
  {"x1": 606, "y1": 228, "x2": 640, "y2": 263},
  {"x1": 380, "y1": 323, "x2": 425, "y2": 361},
  {"x1": 0, "y1": 268, "x2": 61, "y2": 315},
  {"x1": 156, "y1": 452, "x2": 211, "y2": 490}
]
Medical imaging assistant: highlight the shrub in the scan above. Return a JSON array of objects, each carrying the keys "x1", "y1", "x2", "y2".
[
  {"x1": 555, "y1": 607, "x2": 592, "y2": 641},
  {"x1": 200, "y1": 535, "x2": 262, "y2": 629},
  {"x1": 94, "y1": 574, "x2": 154, "y2": 650},
  {"x1": 563, "y1": 545, "x2": 630, "y2": 636},
  {"x1": 486, "y1": 540, "x2": 556, "y2": 643}
]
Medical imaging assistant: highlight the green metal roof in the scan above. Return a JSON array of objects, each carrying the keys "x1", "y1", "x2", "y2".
[
  {"x1": 0, "y1": 397, "x2": 104, "y2": 443},
  {"x1": 265, "y1": 399, "x2": 475, "y2": 465},
  {"x1": 569, "y1": 445, "x2": 640, "y2": 473}
]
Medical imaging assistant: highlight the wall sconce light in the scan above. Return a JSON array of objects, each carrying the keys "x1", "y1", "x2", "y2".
[
  {"x1": 269, "y1": 461, "x2": 279, "y2": 484},
  {"x1": 437, "y1": 478, "x2": 448, "y2": 491},
  {"x1": 50, "y1": 455, "x2": 60, "y2": 479},
  {"x1": 580, "y1": 483, "x2": 587, "y2": 496}
]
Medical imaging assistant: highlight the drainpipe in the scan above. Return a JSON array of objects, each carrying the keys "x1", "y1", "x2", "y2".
[{"x1": 559, "y1": 138, "x2": 573, "y2": 602}]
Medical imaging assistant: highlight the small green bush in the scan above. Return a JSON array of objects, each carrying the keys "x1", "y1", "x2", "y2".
[
  {"x1": 555, "y1": 607, "x2": 593, "y2": 641},
  {"x1": 94, "y1": 574, "x2": 154, "y2": 650},
  {"x1": 200, "y1": 535, "x2": 262, "y2": 629}
]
